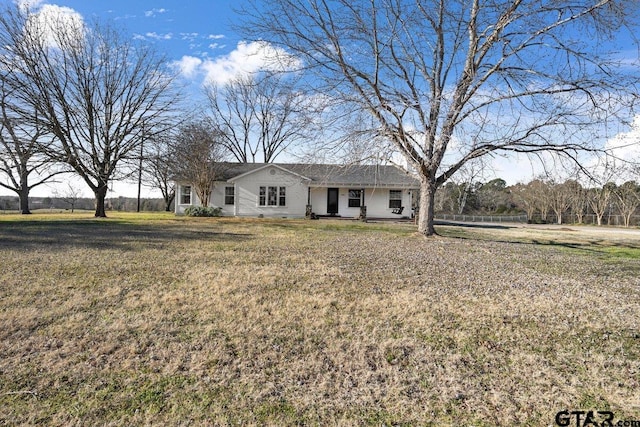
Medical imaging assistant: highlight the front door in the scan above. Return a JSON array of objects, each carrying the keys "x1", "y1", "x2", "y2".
[{"x1": 327, "y1": 188, "x2": 339, "y2": 215}]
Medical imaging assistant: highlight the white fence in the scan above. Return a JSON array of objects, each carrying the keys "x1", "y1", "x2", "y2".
[
  {"x1": 436, "y1": 213, "x2": 640, "y2": 226},
  {"x1": 528, "y1": 214, "x2": 640, "y2": 227}
]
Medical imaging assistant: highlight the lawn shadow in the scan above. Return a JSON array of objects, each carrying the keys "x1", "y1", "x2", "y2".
[
  {"x1": 0, "y1": 220, "x2": 253, "y2": 252},
  {"x1": 436, "y1": 221, "x2": 640, "y2": 259},
  {"x1": 434, "y1": 220, "x2": 515, "y2": 230}
]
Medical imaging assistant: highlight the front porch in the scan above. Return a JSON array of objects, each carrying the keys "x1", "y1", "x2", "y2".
[{"x1": 305, "y1": 186, "x2": 415, "y2": 221}]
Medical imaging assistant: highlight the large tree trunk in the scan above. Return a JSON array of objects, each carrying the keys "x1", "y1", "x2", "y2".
[
  {"x1": 18, "y1": 185, "x2": 31, "y2": 214},
  {"x1": 164, "y1": 194, "x2": 174, "y2": 212},
  {"x1": 18, "y1": 173, "x2": 31, "y2": 214},
  {"x1": 94, "y1": 185, "x2": 108, "y2": 217},
  {"x1": 417, "y1": 178, "x2": 437, "y2": 236}
]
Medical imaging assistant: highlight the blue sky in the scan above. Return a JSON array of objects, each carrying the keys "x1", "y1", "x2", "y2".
[
  {"x1": 23, "y1": 0, "x2": 243, "y2": 58},
  {"x1": 2, "y1": 0, "x2": 281, "y2": 94}
]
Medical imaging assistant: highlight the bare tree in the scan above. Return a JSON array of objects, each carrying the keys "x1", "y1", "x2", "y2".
[
  {"x1": 450, "y1": 159, "x2": 488, "y2": 214},
  {"x1": 434, "y1": 182, "x2": 456, "y2": 213},
  {"x1": 535, "y1": 180, "x2": 553, "y2": 223},
  {"x1": 243, "y1": 0, "x2": 640, "y2": 235},
  {"x1": 512, "y1": 179, "x2": 552, "y2": 222},
  {"x1": 586, "y1": 162, "x2": 619, "y2": 226},
  {"x1": 548, "y1": 180, "x2": 573, "y2": 225},
  {"x1": 142, "y1": 135, "x2": 175, "y2": 212},
  {"x1": 613, "y1": 180, "x2": 640, "y2": 227},
  {"x1": 206, "y1": 72, "x2": 318, "y2": 163},
  {"x1": 565, "y1": 179, "x2": 588, "y2": 224},
  {"x1": 511, "y1": 182, "x2": 537, "y2": 221},
  {"x1": 0, "y1": 81, "x2": 64, "y2": 214},
  {"x1": 0, "y1": 4, "x2": 179, "y2": 217},
  {"x1": 169, "y1": 122, "x2": 228, "y2": 207},
  {"x1": 588, "y1": 183, "x2": 615, "y2": 226},
  {"x1": 53, "y1": 182, "x2": 83, "y2": 213}
]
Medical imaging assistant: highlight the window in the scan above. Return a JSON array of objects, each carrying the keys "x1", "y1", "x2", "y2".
[
  {"x1": 259, "y1": 186, "x2": 286, "y2": 206},
  {"x1": 389, "y1": 190, "x2": 402, "y2": 208},
  {"x1": 268, "y1": 186, "x2": 278, "y2": 206},
  {"x1": 180, "y1": 185, "x2": 191, "y2": 204},
  {"x1": 348, "y1": 189, "x2": 361, "y2": 208},
  {"x1": 224, "y1": 186, "x2": 235, "y2": 205}
]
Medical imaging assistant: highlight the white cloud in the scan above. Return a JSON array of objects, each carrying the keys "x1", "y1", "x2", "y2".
[
  {"x1": 23, "y1": 3, "x2": 85, "y2": 48},
  {"x1": 201, "y1": 41, "x2": 302, "y2": 85},
  {"x1": 605, "y1": 115, "x2": 640, "y2": 161},
  {"x1": 591, "y1": 115, "x2": 640, "y2": 182},
  {"x1": 170, "y1": 41, "x2": 301, "y2": 86},
  {"x1": 173, "y1": 55, "x2": 203, "y2": 78},
  {"x1": 114, "y1": 14, "x2": 136, "y2": 20},
  {"x1": 180, "y1": 32, "x2": 199, "y2": 41},
  {"x1": 144, "y1": 8, "x2": 167, "y2": 17},
  {"x1": 208, "y1": 34, "x2": 225, "y2": 40},
  {"x1": 144, "y1": 31, "x2": 172, "y2": 40}
]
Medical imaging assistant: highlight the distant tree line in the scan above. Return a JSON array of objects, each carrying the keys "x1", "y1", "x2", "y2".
[
  {"x1": 435, "y1": 177, "x2": 640, "y2": 227},
  {"x1": 0, "y1": 195, "x2": 172, "y2": 213}
]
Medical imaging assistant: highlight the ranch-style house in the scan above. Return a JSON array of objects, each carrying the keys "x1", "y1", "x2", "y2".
[{"x1": 174, "y1": 163, "x2": 420, "y2": 219}]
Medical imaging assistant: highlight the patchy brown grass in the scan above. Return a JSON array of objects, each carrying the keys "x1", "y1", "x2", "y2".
[{"x1": 0, "y1": 214, "x2": 639, "y2": 426}]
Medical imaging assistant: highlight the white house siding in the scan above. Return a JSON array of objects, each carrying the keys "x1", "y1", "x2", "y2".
[
  {"x1": 211, "y1": 183, "x2": 236, "y2": 216},
  {"x1": 173, "y1": 181, "x2": 232, "y2": 215},
  {"x1": 308, "y1": 187, "x2": 413, "y2": 218},
  {"x1": 363, "y1": 188, "x2": 413, "y2": 218},
  {"x1": 231, "y1": 165, "x2": 309, "y2": 218}
]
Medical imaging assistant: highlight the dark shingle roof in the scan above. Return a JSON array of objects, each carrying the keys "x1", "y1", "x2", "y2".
[{"x1": 222, "y1": 163, "x2": 419, "y2": 188}]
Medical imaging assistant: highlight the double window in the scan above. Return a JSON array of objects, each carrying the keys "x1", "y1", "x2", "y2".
[
  {"x1": 224, "y1": 186, "x2": 235, "y2": 205},
  {"x1": 180, "y1": 185, "x2": 192, "y2": 204},
  {"x1": 348, "y1": 189, "x2": 362, "y2": 208},
  {"x1": 259, "y1": 186, "x2": 286, "y2": 206},
  {"x1": 389, "y1": 190, "x2": 402, "y2": 208}
]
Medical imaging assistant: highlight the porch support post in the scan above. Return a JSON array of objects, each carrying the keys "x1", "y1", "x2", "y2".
[
  {"x1": 359, "y1": 188, "x2": 367, "y2": 222},
  {"x1": 306, "y1": 187, "x2": 312, "y2": 219},
  {"x1": 234, "y1": 182, "x2": 239, "y2": 216}
]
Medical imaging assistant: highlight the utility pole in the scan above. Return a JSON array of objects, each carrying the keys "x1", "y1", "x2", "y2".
[{"x1": 137, "y1": 128, "x2": 144, "y2": 212}]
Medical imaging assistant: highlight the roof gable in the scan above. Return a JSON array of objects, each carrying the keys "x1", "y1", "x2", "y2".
[{"x1": 226, "y1": 163, "x2": 312, "y2": 182}]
